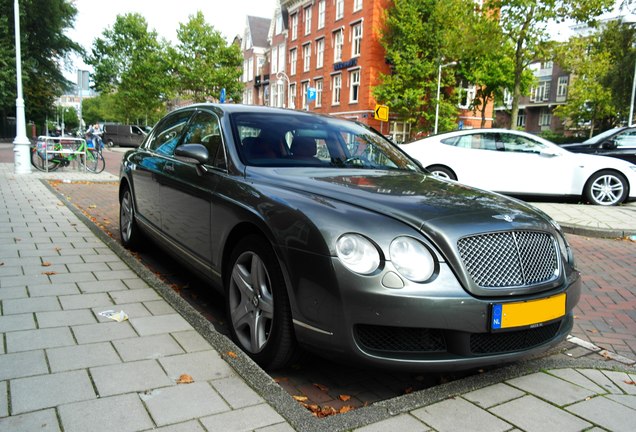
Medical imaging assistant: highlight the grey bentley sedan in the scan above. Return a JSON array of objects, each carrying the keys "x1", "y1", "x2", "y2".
[{"x1": 119, "y1": 104, "x2": 580, "y2": 371}]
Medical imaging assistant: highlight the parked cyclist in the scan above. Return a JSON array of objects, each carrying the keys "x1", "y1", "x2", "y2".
[{"x1": 86, "y1": 123, "x2": 104, "y2": 151}]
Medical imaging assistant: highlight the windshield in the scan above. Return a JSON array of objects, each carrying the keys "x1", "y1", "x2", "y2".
[
  {"x1": 231, "y1": 112, "x2": 420, "y2": 171},
  {"x1": 583, "y1": 128, "x2": 621, "y2": 145}
]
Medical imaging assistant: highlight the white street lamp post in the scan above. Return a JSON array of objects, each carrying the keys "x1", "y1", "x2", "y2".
[
  {"x1": 622, "y1": 15, "x2": 636, "y2": 126},
  {"x1": 434, "y1": 61, "x2": 457, "y2": 135},
  {"x1": 13, "y1": 0, "x2": 31, "y2": 174}
]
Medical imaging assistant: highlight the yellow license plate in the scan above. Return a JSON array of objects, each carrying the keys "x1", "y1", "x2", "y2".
[{"x1": 491, "y1": 293, "x2": 566, "y2": 330}]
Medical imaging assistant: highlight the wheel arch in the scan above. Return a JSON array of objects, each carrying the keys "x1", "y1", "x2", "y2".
[{"x1": 425, "y1": 164, "x2": 458, "y2": 181}]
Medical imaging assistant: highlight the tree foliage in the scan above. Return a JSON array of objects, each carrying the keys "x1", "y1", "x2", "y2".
[
  {"x1": 85, "y1": 13, "x2": 171, "y2": 125},
  {"x1": 484, "y1": 0, "x2": 614, "y2": 129},
  {"x1": 0, "y1": 0, "x2": 81, "y2": 127},
  {"x1": 169, "y1": 11, "x2": 243, "y2": 103}
]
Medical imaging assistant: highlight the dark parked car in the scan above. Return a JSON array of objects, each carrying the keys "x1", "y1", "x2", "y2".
[
  {"x1": 103, "y1": 124, "x2": 147, "y2": 148},
  {"x1": 119, "y1": 104, "x2": 580, "y2": 371},
  {"x1": 560, "y1": 126, "x2": 636, "y2": 165}
]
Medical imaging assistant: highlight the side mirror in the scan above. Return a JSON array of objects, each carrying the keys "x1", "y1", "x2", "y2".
[
  {"x1": 601, "y1": 140, "x2": 617, "y2": 150},
  {"x1": 175, "y1": 143, "x2": 209, "y2": 165}
]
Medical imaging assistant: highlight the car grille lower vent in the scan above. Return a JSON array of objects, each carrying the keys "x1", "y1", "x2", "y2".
[
  {"x1": 355, "y1": 325, "x2": 447, "y2": 353},
  {"x1": 470, "y1": 321, "x2": 561, "y2": 354},
  {"x1": 457, "y1": 231, "x2": 559, "y2": 288}
]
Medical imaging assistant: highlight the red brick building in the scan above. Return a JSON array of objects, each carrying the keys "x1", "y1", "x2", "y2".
[{"x1": 243, "y1": 0, "x2": 493, "y2": 142}]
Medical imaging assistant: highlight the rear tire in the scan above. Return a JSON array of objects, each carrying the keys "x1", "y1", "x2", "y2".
[
  {"x1": 426, "y1": 165, "x2": 457, "y2": 181},
  {"x1": 225, "y1": 235, "x2": 297, "y2": 370},
  {"x1": 82, "y1": 150, "x2": 106, "y2": 173},
  {"x1": 119, "y1": 186, "x2": 143, "y2": 249},
  {"x1": 584, "y1": 170, "x2": 628, "y2": 206}
]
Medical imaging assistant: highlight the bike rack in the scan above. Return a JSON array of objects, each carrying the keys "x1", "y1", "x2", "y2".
[{"x1": 36, "y1": 136, "x2": 88, "y2": 173}]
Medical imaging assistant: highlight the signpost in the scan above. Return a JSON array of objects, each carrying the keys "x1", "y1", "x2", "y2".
[{"x1": 374, "y1": 104, "x2": 389, "y2": 122}]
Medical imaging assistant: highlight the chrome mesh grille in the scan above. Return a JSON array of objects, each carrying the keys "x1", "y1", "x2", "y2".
[{"x1": 457, "y1": 231, "x2": 559, "y2": 288}]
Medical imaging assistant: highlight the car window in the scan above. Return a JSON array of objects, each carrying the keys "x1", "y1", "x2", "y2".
[
  {"x1": 613, "y1": 130, "x2": 636, "y2": 149},
  {"x1": 181, "y1": 110, "x2": 227, "y2": 170},
  {"x1": 148, "y1": 110, "x2": 193, "y2": 155},
  {"x1": 499, "y1": 134, "x2": 548, "y2": 154},
  {"x1": 232, "y1": 112, "x2": 419, "y2": 171},
  {"x1": 441, "y1": 134, "x2": 496, "y2": 151}
]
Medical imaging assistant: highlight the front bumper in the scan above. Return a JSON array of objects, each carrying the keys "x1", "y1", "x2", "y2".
[{"x1": 288, "y1": 252, "x2": 580, "y2": 371}]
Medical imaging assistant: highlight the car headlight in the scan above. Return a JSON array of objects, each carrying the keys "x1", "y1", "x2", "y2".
[
  {"x1": 336, "y1": 234, "x2": 381, "y2": 275},
  {"x1": 390, "y1": 236, "x2": 436, "y2": 282}
]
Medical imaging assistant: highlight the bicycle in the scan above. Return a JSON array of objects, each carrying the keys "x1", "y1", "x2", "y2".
[{"x1": 31, "y1": 136, "x2": 106, "y2": 173}]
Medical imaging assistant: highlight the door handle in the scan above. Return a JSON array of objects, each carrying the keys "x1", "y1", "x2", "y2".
[{"x1": 164, "y1": 162, "x2": 175, "y2": 173}]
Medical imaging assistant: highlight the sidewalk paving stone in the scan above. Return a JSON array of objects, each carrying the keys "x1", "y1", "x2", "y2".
[
  {"x1": 129, "y1": 313, "x2": 192, "y2": 336},
  {"x1": 159, "y1": 350, "x2": 236, "y2": 382},
  {"x1": 36, "y1": 309, "x2": 96, "y2": 328},
  {"x1": 0, "y1": 313, "x2": 36, "y2": 332},
  {"x1": 58, "y1": 393, "x2": 154, "y2": 432},
  {"x1": 91, "y1": 359, "x2": 173, "y2": 397},
  {"x1": 199, "y1": 403, "x2": 287, "y2": 432},
  {"x1": 10, "y1": 370, "x2": 95, "y2": 414},
  {"x1": 567, "y1": 396, "x2": 636, "y2": 432},
  {"x1": 412, "y1": 397, "x2": 511, "y2": 432},
  {"x1": 77, "y1": 279, "x2": 129, "y2": 293},
  {"x1": 0, "y1": 408, "x2": 60, "y2": 432},
  {"x1": 0, "y1": 286, "x2": 27, "y2": 300},
  {"x1": 0, "y1": 382, "x2": 6, "y2": 417},
  {"x1": 505, "y1": 372, "x2": 597, "y2": 406},
  {"x1": 72, "y1": 320, "x2": 137, "y2": 343},
  {"x1": 28, "y1": 282, "x2": 80, "y2": 297},
  {"x1": 112, "y1": 334, "x2": 185, "y2": 361},
  {"x1": 607, "y1": 394, "x2": 636, "y2": 410},
  {"x1": 490, "y1": 395, "x2": 592, "y2": 432},
  {"x1": 47, "y1": 342, "x2": 121, "y2": 372},
  {"x1": 2, "y1": 296, "x2": 60, "y2": 315},
  {"x1": 59, "y1": 292, "x2": 112, "y2": 310},
  {"x1": 0, "y1": 350, "x2": 48, "y2": 380},
  {"x1": 171, "y1": 330, "x2": 213, "y2": 353},
  {"x1": 462, "y1": 382, "x2": 525, "y2": 409},
  {"x1": 145, "y1": 420, "x2": 206, "y2": 432},
  {"x1": 576, "y1": 368, "x2": 626, "y2": 394},
  {"x1": 111, "y1": 287, "x2": 162, "y2": 304},
  {"x1": 601, "y1": 370, "x2": 636, "y2": 395},
  {"x1": 210, "y1": 375, "x2": 268, "y2": 409},
  {"x1": 353, "y1": 414, "x2": 431, "y2": 432},
  {"x1": 141, "y1": 381, "x2": 229, "y2": 426},
  {"x1": 547, "y1": 368, "x2": 609, "y2": 394},
  {"x1": 6, "y1": 327, "x2": 74, "y2": 352}
]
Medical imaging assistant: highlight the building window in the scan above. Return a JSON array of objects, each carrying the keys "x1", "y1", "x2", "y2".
[
  {"x1": 336, "y1": 0, "x2": 344, "y2": 20},
  {"x1": 278, "y1": 43, "x2": 286, "y2": 73},
  {"x1": 289, "y1": 83, "x2": 297, "y2": 109},
  {"x1": 243, "y1": 60, "x2": 248, "y2": 82},
  {"x1": 353, "y1": 0, "x2": 363, "y2": 12},
  {"x1": 557, "y1": 76, "x2": 568, "y2": 101},
  {"x1": 390, "y1": 121, "x2": 410, "y2": 144},
  {"x1": 275, "y1": 13, "x2": 283, "y2": 35},
  {"x1": 517, "y1": 110, "x2": 526, "y2": 127},
  {"x1": 458, "y1": 81, "x2": 475, "y2": 109},
  {"x1": 248, "y1": 57, "x2": 254, "y2": 81},
  {"x1": 351, "y1": 22, "x2": 363, "y2": 57},
  {"x1": 318, "y1": 0, "x2": 325, "y2": 29},
  {"x1": 301, "y1": 81, "x2": 309, "y2": 110},
  {"x1": 332, "y1": 74, "x2": 341, "y2": 105},
  {"x1": 303, "y1": 43, "x2": 311, "y2": 72},
  {"x1": 291, "y1": 13, "x2": 298, "y2": 40},
  {"x1": 271, "y1": 46, "x2": 278, "y2": 73},
  {"x1": 304, "y1": 6, "x2": 312, "y2": 35},
  {"x1": 531, "y1": 81, "x2": 551, "y2": 102},
  {"x1": 539, "y1": 109, "x2": 551, "y2": 126},
  {"x1": 316, "y1": 38, "x2": 325, "y2": 69},
  {"x1": 333, "y1": 29, "x2": 343, "y2": 62},
  {"x1": 290, "y1": 49, "x2": 298, "y2": 75},
  {"x1": 315, "y1": 79, "x2": 323, "y2": 107},
  {"x1": 349, "y1": 69, "x2": 360, "y2": 103}
]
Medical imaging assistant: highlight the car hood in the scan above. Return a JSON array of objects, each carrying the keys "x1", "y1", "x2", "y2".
[{"x1": 247, "y1": 168, "x2": 554, "y2": 234}]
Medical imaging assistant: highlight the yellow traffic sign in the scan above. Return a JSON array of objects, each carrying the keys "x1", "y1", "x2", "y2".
[{"x1": 374, "y1": 104, "x2": 389, "y2": 122}]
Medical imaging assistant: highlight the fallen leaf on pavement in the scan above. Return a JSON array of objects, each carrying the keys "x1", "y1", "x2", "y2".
[
  {"x1": 89, "y1": 204, "x2": 97, "y2": 208},
  {"x1": 42, "y1": 271, "x2": 57, "y2": 275},
  {"x1": 293, "y1": 395, "x2": 308, "y2": 402},
  {"x1": 41, "y1": 262, "x2": 52, "y2": 267},
  {"x1": 339, "y1": 406, "x2": 354, "y2": 414},
  {"x1": 339, "y1": 395, "x2": 351, "y2": 401},
  {"x1": 624, "y1": 380, "x2": 635, "y2": 385},
  {"x1": 227, "y1": 351, "x2": 238, "y2": 358},
  {"x1": 176, "y1": 374, "x2": 194, "y2": 384}
]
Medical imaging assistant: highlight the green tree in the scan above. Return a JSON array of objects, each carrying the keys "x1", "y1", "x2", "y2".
[
  {"x1": 170, "y1": 11, "x2": 243, "y2": 103},
  {"x1": 485, "y1": 0, "x2": 614, "y2": 129},
  {"x1": 86, "y1": 13, "x2": 171, "y2": 124},
  {"x1": 0, "y1": 0, "x2": 82, "y2": 128}
]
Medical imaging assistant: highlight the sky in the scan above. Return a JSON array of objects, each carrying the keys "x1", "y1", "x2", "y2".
[{"x1": 64, "y1": 0, "x2": 278, "y2": 79}]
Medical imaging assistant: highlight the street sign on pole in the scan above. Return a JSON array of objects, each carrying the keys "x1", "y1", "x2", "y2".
[
  {"x1": 220, "y1": 88, "x2": 226, "y2": 103},
  {"x1": 307, "y1": 87, "x2": 316, "y2": 101},
  {"x1": 374, "y1": 104, "x2": 389, "y2": 122}
]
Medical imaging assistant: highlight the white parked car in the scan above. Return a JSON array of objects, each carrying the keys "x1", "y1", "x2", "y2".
[{"x1": 401, "y1": 129, "x2": 636, "y2": 206}]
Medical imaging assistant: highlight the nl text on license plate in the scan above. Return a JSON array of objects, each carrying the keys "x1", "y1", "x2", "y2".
[{"x1": 491, "y1": 293, "x2": 566, "y2": 330}]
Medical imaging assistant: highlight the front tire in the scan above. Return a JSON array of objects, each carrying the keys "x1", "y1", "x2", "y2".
[
  {"x1": 119, "y1": 185, "x2": 143, "y2": 249},
  {"x1": 584, "y1": 170, "x2": 628, "y2": 206},
  {"x1": 225, "y1": 235, "x2": 297, "y2": 370}
]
